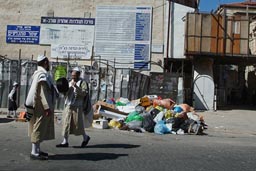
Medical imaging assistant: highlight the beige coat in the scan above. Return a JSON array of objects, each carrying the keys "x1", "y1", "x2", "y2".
[
  {"x1": 28, "y1": 68, "x2": 56, "y2": 143},
  {"x1": 62, "y1": 80, "x2": 91, "y2": 136}
]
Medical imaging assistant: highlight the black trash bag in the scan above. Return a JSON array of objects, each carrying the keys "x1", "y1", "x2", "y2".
[
  {"x1": 149, "y1": 108, "x2": 160, "y2": 119},
  {"x1": 141, "y1": 113, "x2": 156, "y2": 132},
  {"x1": 172, "y1": 117, "x2": 186, "y2": 132}
]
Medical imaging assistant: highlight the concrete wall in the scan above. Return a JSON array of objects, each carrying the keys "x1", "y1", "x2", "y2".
[
  {"x1": 0, "y1": 0, "x2": 194, "y2": 73},
  {"x1": 171, "y1": 3, "x2": 194, "y2": 59}
]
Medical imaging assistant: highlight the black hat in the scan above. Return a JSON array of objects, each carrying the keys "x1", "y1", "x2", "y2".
[{"x1": 56, "y1": 77, "x2": 69, "y2": 93}]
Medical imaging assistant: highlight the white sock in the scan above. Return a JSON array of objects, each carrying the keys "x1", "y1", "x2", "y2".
[
  {"x1": 31, "y1": 143, "x2": 39, "y2": 155},
  {"x1": 62, "y1": 136, "x2": 68, "y2": 144}
]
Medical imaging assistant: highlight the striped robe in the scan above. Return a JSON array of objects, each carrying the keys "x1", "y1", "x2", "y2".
[{"x1": 27, "y1": 66, "x2": 56, "y2": 143}]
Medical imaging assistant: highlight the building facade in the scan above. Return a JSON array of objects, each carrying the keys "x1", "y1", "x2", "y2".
[
  {"x1": 0, "y1": 0, "x2": 197, "y2": 72},
  {"x1": 0, "y1": 0, "x2": 199, "y2": 108}
]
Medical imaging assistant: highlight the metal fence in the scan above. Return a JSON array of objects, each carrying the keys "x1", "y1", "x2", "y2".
[
  {"x1": 0, "y1": 57, "x2": 135, "y2": 109},
  {"x1": 0, "y1": 56, "x2": 180, "y2": 110}
]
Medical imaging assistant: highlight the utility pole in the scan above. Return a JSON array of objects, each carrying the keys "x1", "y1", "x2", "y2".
[{"x1": 166, "y1": 0, "x2": 172, "y2": 72}]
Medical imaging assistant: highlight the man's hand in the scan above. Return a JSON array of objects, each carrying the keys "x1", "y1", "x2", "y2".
[{"x1": 71, "y1": 79, "x2": 77, "y2": 87}]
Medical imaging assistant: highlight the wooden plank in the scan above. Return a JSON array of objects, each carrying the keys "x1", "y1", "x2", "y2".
[
  {"x1": 240, "y1": 16, "x2": 249, "y2": 54},
  {"x1": 232, "y1": 16, "x2": 241, "y2": 54},
  {"x1": 188, "y1": 37, "x2": 195, "y2": 52},
  {"x1": 225, "y1": 19, "x2": 232, "y2": 54},
  {"x1": 195, "y1": 14, "x2": 202, "y2": 52},
  {"x1": 210, "y1": 14, "x2": 224, "y2": 53},
  {"x1": 210, "y1": 15, "x2": 218, "y2": 53},
  {"x1": 187, "y1": 14, "x2": 196, "y2": 52},
  {"x1": 233, "y1": 34, "x2": 240, "y2": 54},
  {"x1": 218, "y1": 16, "x2": 224, "y2": 53},
  {"x1": 201, "y1": 14, "x2": 211, "y2": 52}
]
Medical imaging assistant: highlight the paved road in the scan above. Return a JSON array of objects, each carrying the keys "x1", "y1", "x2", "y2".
[{"x1": 0, "y1": 109, "x2": 256, "y2": 171}]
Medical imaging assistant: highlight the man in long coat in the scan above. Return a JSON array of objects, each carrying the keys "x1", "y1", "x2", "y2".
[
  {"x1": 7, "y1": 82, "x2": 19, "y2": 118},
  {"x1": 56, "y1": 67, "x2": 91, "y2": 148},
  {"x1": 25, "y1": 55, "x2": 57, "y2": 160}
]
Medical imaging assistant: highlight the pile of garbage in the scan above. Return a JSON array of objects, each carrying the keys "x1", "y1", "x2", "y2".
[{"x1": 92, "y1": 95, "x2": 208, "y2": 135}]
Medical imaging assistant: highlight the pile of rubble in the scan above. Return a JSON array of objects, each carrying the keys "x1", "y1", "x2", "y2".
[{"x1": 92, "y1": 95, "x2": 208, "y2": 135}]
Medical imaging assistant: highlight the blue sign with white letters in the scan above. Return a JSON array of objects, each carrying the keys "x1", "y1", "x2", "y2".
[{"x1": 6, "y1": 25, "x2": 40, "y2": 44}]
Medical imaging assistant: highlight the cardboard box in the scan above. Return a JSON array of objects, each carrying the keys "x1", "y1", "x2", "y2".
[
  {"x1": 96, "y1": 101, "x2": 128, "y2": 115},
  {"x1": 92, "y1": 119, "x2": 108, "y2": 129},
  {"x1": 96, "y1": 101, "x2": 115, "y2": 110}
]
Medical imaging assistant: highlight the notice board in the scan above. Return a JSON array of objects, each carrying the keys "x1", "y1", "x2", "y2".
[
  {"x1": 95, "y1": 6, "x2": 152, "y2": 69},
  {"x1": 40, "y1": 17, "x2": 95, "y2": 59}
]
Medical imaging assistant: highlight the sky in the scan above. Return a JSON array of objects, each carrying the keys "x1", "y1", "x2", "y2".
[{"x1": 199, "y1": 0, "x2": 245, "y2": 12}]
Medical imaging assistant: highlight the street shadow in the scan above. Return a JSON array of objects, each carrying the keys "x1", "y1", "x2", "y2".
[
  {"x1": 49, "y1": 152, "x2": 128, "y2": 161},
  {"x1": 73, "y1": 143, "x2": 141, "y2": 149},
  {"x1": 0, "y1": 118, "x2": 14, "y2": 123}
]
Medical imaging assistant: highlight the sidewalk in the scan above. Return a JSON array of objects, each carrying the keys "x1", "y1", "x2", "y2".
[
  {"x1": 197, "y1": 109, "x2": 256, "y2": 136},
  {"x1": 1, "y1": 107, "x2": 255, "y2": 137},
  {"x1": 0, "y1": 107, "x2": 63, "y2": 115}
]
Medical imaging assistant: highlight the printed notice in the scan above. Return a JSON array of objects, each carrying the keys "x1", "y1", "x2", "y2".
[
  {"x1": 40, "y1": 17, "x2": 95, "y2": 59},
  {"x1": 95, "y1": 6, "x2": 152, "y2": 69}
]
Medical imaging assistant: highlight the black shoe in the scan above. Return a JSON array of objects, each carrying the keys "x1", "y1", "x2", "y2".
[
  {"x1": 7, "y1": 116, "x2": 12, "y2": 118},
  {"x1": 30, "y1": 154, "x2": 48, "y2": 160},
  {"x1": 81, "y1": 136, "x2": 90, "y2": 148},
  {"x1": 39, "y1": 151, "x2": 48, "y2": 156},
  {"x1": 56, "y1": 143, "x2": 69, "y2": 148}
]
